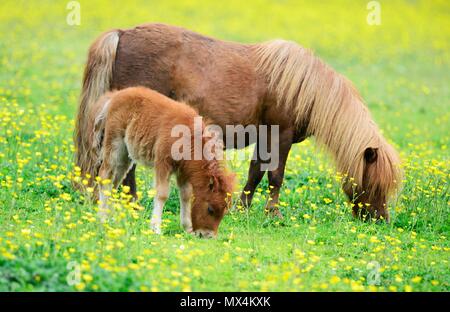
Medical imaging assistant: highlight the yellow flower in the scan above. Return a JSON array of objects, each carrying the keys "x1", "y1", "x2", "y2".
[
  {"x1": 411, "y1": 276, "x2": 422, "y2": 283},
  {"x1": 21, "y1": 229, "x2": 31, "y2": 236},
  {"x1": 389, "y1": 286, "x2": 397, "y2": 292},
  {"x1": 330, "y1": 276, "x2": 341, "y2": 284},
  {"x1": 369, "y1": 236, "x2": 380, "y2": 243},
  {"x1": 101, "y1": 179, "x2": 111, "y2": 185},
  {"x1": 75, "y1": 283, "x2": 86, "y2": 291}
]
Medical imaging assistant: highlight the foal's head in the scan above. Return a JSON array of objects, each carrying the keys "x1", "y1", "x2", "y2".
[
  {"x1": 189, "y1": 160, "x2": 235, "y2": 238},
  {"x1": 343, "y1": 143, "x2": 401, "y2": 223}
]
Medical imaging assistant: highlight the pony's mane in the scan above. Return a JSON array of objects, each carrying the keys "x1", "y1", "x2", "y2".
[
  {"x1": 180, "y1": 131, "x2": 234, "y2": 198},
  {"x1": 254, "y1": 40, "x2": 401, "y2": 198}
]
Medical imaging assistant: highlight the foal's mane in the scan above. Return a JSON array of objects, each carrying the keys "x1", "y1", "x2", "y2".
[
  {"x1": 178, "y1": 122, "x2": 234, "y2": 198},
  {"x1": 254, "y1": 40, "x2": 401, "y2": 198}
]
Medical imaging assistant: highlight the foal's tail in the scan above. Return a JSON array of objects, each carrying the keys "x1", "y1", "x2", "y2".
[
  {"x1": 74, "y1": 29, "x2": 120, "y2": 185},
  {"x1": 83, "y1": 93, "x2": 113, "y2": 189}
]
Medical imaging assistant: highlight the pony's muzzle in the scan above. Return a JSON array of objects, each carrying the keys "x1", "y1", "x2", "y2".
[
  {"x1": 193, "y1": 229, "x2": 216, "y2": 239},
  {"x1": 352, "y1": 206, "x2": 390, "y2": 223}
]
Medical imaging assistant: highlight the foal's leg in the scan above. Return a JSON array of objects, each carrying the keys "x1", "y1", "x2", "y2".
[
  {"x1": 98, "y1": 161, "x2": 113, "y2": 222},
  {"x1": 266, "y1": 130, "x2": 293, "y2": 218},
  {"x1": 150, "y1": 166, "x2": 171, "y2": 234},
  {"x1": 240, "y1": 144, "x2": 266, "y2": 208},
  {"x1": 98, "y1": 140, "x2": 131, "y2": 222},
  {"x1": 176, "y1": 175, "x2": 193, "y2": 233},
  {"x1": 122, "y1": 165, "x2": 138, "y2": 201}
]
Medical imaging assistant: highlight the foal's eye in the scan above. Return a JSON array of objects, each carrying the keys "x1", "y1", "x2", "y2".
[{"x1": 207, "y1": 206, "x2": 214, "y2": 216}]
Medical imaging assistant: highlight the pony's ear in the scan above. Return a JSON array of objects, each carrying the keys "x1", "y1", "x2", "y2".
[
  {"x1": 209, "y1": 176, "x2": 215, "y2": 191},
  {"x1": 364, "y1": 147, "x2": 378, "y2": 164}
]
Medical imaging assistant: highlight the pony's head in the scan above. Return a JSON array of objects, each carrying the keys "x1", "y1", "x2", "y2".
[
  {"x1": 190, "y1": 161, "x2": 235, "y2": 238},
  {"x1": 254, "y1": 39, "x2": 402, "y2": 223},
  {"x1": 342, "y1": 141, "x2": 402, "y2": 223},
  {"x1": 181, "y1": 130, "x2": 235, "y2": 238}
]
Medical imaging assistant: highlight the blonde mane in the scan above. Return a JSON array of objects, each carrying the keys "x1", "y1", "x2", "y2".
[{"x1": 254, "y1": 40, "x2": 401, "y2": 200}]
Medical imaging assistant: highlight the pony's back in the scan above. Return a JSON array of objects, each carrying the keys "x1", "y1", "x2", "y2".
[{"x1": 105, "y1": 87, "x2": 198, "y2": 125}]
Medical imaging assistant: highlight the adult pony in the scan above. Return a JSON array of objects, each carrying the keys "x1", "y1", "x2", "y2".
[
  {"x1": 89, "y1": 87, "x2": 234, "y2": 237},
  {"x1": 75, "y1": 23, "x2": 401, "y2": 221}
]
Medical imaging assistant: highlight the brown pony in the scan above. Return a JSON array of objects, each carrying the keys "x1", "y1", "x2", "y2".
[
  {"x1": 90, "y1": 86, "x2": 235, "y2": 237},
  {"x1": 75, "y1": 23, "x2": 401, "y2": 222}
]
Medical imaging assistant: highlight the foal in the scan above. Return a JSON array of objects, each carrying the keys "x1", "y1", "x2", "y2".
[{"x1": 91, "y1": 87, "x2": 234, "y2": 237}]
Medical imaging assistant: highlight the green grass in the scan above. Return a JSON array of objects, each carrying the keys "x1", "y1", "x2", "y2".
[{"x1": 0, "y1": 0, "x2": 449, "y2": 291}]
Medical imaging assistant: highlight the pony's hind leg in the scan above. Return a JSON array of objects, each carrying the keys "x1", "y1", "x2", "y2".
[
  {"x1": 98, "y1": 139, "x2": 131, "y2": 221},
  {"x1": 98, "y1": 161, "x2": 113, "y2": 222},
  {"x1": 266, "y1": 129, "x2": 293, "y2": 218},
  {"x1": 240, "y1": 143, "x2": 267, "y2": 208}
]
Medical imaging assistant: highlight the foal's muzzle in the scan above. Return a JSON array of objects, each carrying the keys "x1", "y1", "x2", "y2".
[{"x1": 193, "y1": 229, "x2": 216, "y2": 239}]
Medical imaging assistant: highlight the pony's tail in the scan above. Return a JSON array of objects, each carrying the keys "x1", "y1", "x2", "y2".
[
  {"x1": 81, "y1": 93, "x2": 113, "y2": 194},
  {"x1": 74, "y1": 29, "x2": 120, "y2": 185},
  {"x1": 92, "y1": 96, "x2": 112, "y2": 168}
]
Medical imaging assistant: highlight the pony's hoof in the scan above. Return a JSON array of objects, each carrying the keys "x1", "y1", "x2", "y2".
[
  {"x1": 269, "y1": 208, "x2": 284, "y2": 219},
  {"x1": 239, "y1": 193, "x2": 253, "y2": 209}
]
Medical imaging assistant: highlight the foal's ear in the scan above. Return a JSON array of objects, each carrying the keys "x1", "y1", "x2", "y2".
[
  {"x1": 364, "y1": 147, "x2": 378, "y2": 164},
  {"x1": 209, "y1": 176, "x2": 215, "y2": 191}
]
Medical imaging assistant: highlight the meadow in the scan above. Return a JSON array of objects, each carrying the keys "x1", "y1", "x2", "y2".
[{"x1": 0, "y1": 0, "x2": 448, "y2": 291}]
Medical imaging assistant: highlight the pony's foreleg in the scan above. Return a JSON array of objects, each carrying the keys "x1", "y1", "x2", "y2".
[
  {"x1": 266, "y1": 130, "x2": 293, "y2": 218},
  {"x1": 151, "y1": 166, "x2": 171, "y2": 234},
  {"x1": 240, "y1": 144, "x2": 266, "y2": 208},
  {"x1": 176, "y1": 176, "x2": 193, "y2": 233}
]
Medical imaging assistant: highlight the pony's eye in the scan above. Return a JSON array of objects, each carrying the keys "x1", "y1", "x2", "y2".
[{"x1": 207, "y1": 206, "x2": 214, "y2": 215}]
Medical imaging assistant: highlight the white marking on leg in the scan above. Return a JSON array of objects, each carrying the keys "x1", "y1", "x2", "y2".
[
  {"x1": 151, "y1": 173, "x2": 170, "y2": 235},
  {"x1": 98, "y1": 184, "x2": 112, "y2": 223},
  {"x1": 151, "y1": 197, "x2": 164, "y2": 234},
  {"x1": 97, "y1": 138, "x2": 129, "y2": 222},
  {"x1": 178, "y1": 182, "x2": 193, "y2": 233}
]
